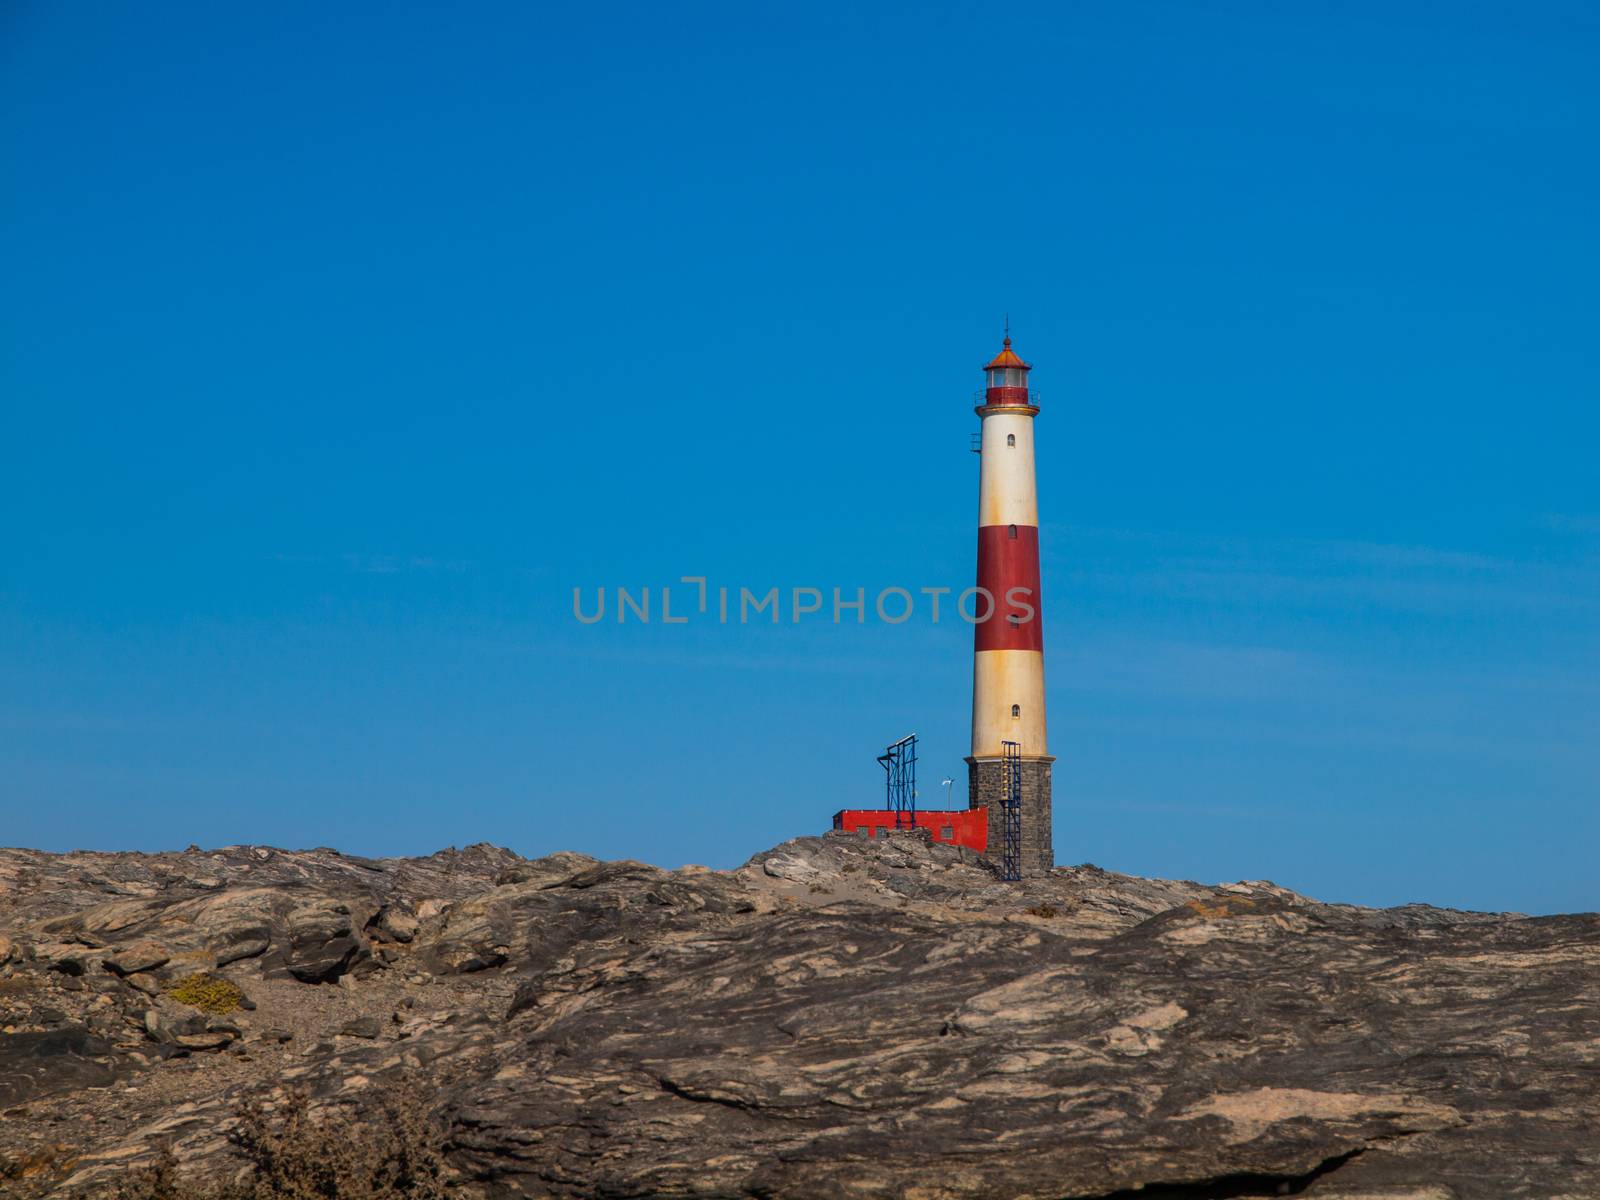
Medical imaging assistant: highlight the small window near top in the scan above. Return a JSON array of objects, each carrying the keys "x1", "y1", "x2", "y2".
[
  {"x1": 1007, "y1": 433, "x2": 1016, "y2": 447},
  {"x1": 1008, "y1": 524, "x2": 1017, "y2": 539},
  {"x1": 1011, "y1": 704, "x2": 1021, "y2": 718}
]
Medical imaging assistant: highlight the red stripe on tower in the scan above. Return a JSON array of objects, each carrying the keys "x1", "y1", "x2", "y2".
[{"x1": 974, "y1": 524, "x2": 1043, "y2": 651}]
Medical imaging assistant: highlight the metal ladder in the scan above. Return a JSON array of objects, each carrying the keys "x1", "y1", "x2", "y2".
[{"x1": 1000, "y1": 740, "x2": 1023, "y2": 881}]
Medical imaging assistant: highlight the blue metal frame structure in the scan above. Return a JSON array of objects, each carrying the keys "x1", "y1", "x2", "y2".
[
  {"x1": 878, "y1": 734, "x2": 918, "y2": 831},
  {"x1": 1000, "y1": 740, "x2": 1023, "y2": 881}
]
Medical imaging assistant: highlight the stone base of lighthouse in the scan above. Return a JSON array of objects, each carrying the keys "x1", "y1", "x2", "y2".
[{"x1": 967, "y1": 756, "x2": 1054, "y2": 874}]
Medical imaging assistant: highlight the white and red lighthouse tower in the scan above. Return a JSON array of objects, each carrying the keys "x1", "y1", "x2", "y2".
[{"x1": 968, "y1": 332, "x2": 1054, "y2": 874}]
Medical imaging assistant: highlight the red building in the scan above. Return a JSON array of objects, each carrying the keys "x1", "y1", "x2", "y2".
[{"x1": 831, "y1": 807, "x2": 989, "y2": 853}]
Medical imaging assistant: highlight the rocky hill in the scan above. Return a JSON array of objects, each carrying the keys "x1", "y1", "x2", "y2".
[{"x1": 1, "y1": 834, "x2": 1596, "y2": 1198}]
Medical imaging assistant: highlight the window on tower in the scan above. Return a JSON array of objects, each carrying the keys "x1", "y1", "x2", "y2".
[
  {"x1": 1008, "y1": 524, "x2": 1017, "y2": 539},
  {"x1": 1007, "y1": 433, "x2": 1016, "y2": 447},
  {"x1": 1011, "y1": 704, "x2": 1021, "y2": 718}
]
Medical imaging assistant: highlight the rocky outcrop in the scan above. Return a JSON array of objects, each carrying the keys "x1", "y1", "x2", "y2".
[{"x1": 1, "y1": 835, "x2": 1596, "y2": 1197}]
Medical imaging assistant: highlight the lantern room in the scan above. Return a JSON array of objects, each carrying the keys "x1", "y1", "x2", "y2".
[{"x1": 983, "y1": 336, "x2": 1033, "y2": 407}]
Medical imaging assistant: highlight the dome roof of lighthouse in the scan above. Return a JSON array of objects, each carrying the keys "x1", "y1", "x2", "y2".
[{"x1": 984, "y1": 336, "x2": 1030, "y2": 371}]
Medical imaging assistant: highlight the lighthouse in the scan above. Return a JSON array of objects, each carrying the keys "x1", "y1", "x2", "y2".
[
  {"x1": 968, "y1": 332, "x2": 1054, "y2": 874},
  {"x1": 828, "y1": 331, "x2": 1054, "y2": 878}
]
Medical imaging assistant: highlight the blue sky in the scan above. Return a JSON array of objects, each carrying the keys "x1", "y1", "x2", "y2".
[{"x1": 2, "y1": 1, "x2": 1596, "y2": 913}]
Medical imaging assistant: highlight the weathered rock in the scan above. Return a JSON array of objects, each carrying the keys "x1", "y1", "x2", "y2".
[
  {"x1": 367, "y1": 904, "x2": 419, "y2": 943},
  {"x1": 101, "y1": 940, "x2": 170, "y2": 976},
  {"x1": 286, "y1": 936, "x2": 363, "y2": 982},
  {"x1": 142, "y1": 1004, "x2": 205, "y2": 1044},
  {"x1": 214, "y1": 935, "x2": 269, "y2": 966},
  {"x1": 339, "y1": 1015, "x2": 381, "y2": 1039},
  {"x1": 0, "y1": 1027, "x2": 120, "y2": 1106},
  {"x1": 283, "y1": 903, "x2": 366, "y2": 982},
  {"x1": 34, "y1": 944, "x2": 92, "y2": 976},
  {"x1": 1, "y1": 834, "x2": 1596, "y2": 1198}
]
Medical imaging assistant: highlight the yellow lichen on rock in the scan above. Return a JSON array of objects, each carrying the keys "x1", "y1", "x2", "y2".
[{"x1": 162, "y1": 972, "x2": 243, "y2": 1015}]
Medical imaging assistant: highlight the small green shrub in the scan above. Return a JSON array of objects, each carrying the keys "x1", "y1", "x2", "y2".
[
  {"x1": 115, "y1": 1080, "x2": 447, "y2": 1199},
  {"x1": 164, "y1": 973, "x2": 244, "y2": 1015},
  {"x1": 114, "y1": 1144, "x2": 231, "y2": 1199},
  {"x1": 1024, "y1": 903, "x2": 1059, "y2": 919}
]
